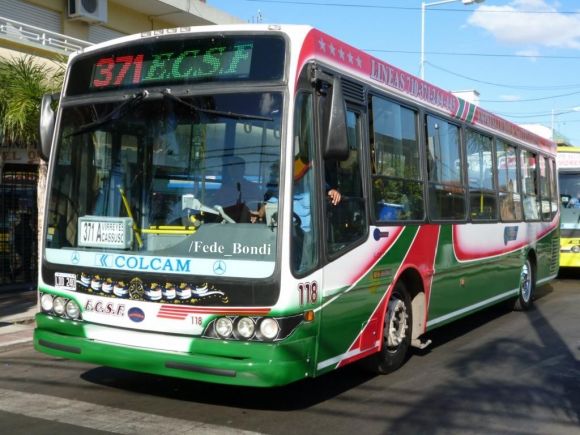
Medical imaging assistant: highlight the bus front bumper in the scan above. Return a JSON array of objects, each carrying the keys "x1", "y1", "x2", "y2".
[{"x1": 34, "y1": 314, "x2": 316, "y2": 387}]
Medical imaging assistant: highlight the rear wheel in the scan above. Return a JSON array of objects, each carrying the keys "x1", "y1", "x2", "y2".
[
  {"x1": 366, "y1": 281, "x2": 412, "y2": 374},
  {"x1": 513, "y1": 258, "x2": 535, "y2": 311}
]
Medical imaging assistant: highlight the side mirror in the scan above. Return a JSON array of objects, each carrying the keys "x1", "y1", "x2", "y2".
[
  {"x1": 323, "y1": 77, "x2": 349, "y2": 161},
  {"x1": 39, "y1": 92, "x2": 59, "y2": 161}
]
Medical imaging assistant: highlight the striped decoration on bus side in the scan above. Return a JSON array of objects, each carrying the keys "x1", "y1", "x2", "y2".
[
  {"x1": 454, "y1": 99, "x2": 477, "y2": 123},
  {"x1": 157, "y1": 305, "x2": 271, "y2": 320}
]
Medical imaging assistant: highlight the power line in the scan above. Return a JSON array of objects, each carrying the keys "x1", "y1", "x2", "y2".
[
  {"x1": 496, "y1": 111, "x2": 580, "y2": 119},
  {"x1": 368, "y1": 49, "x2": 580, "y2": 61},
  {"x1": 244, "y1": 0, "x2": 580, "y2": 14},
  {"x1": 480, "y1": 92, "x2": 580, "y2": 103},
  {"x1": 425, "y1": 61, "x2": 580, "y2": 92},
  {"x1": 424, "y1": 61, "x2": 580, "y2": 103}
]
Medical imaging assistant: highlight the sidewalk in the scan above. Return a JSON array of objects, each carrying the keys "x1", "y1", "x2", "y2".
[{"x1": 0, "y1": 287, "x2": 37, "y2": 352}]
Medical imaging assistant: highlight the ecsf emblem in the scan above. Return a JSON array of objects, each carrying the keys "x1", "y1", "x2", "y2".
[
  {"x1": 84, "y1": 299, "x2": 125, "y2": 316},
  {"x1": 128, "y1": 307, "x2": 145, "y2": 323}
]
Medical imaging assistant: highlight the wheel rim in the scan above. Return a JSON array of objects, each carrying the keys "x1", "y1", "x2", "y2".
[
  {"x1": 385, "y1": 295, "x2": 408, "y2": 351},
  {"x1": 520, "y1": 261, "x2": 532, "y2": 303}
]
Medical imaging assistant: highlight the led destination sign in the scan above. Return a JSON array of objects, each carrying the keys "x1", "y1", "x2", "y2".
[
  {"x1": 91, "y1": 43, "x2": 253, "y2": 89},
  {"x1": 66, "y1": 35, "x2": 285, "y2": 96}
]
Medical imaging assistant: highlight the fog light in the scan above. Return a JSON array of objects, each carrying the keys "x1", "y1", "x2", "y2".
[
  {"x1": 65, "y1": 300, "x2": 80, "y2": 319},
  {"x1": 40, "y1": 293, "x2": 54, "y2": 312},
  {"x1": 259, "y1": 318, "x2": 280, "y2": 340},
  {"x1": 53, "y1": 297, "x2": 66, "y2": 316},
  {"x1": 236, "y1": 317, "x2": 255, "y2": 339},
  {"x1": 215, "y1": 317, "x2": 233, "y2": 338}
]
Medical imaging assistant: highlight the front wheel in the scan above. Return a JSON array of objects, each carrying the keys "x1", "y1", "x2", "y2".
[
  {"x1": 513, "y1": 258, "x2": 535, "y2": 311},
  {"x1": 364, "y1": 281, "x2": 412, "y2": 374}
]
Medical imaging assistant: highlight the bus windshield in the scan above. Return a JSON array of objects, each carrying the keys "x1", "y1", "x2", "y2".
[
  {"x1": 45, "y1": 91, "x2": 282, "y2": 278},
  {"x1": 560, "y1": 171, "x2": 580, "y2": 237}
]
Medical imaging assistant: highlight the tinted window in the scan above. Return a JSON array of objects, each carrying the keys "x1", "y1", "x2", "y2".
[
  {"x1": 466, "y1": 130, "x2": 497, "y2": 221},
  {"x1": 426, "y1": 115, "x2": 465, "y2": 220},
  {"x1": 370, "y1": 96, "x2": 424, "y2": 221},
  {"x1": 496, "y1": 140, "x2": 522, "y2": 221},
  {"x1": 521, "y1": 150, "x2": 540, "y2": 220}
]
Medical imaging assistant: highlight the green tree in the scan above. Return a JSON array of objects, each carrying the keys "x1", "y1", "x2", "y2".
[{"x1": 0, "y1": 54, "x2": 64, "y2": 257}]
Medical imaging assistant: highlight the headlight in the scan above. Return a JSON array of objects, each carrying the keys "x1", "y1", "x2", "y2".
[
  {"x1": 215, "y1": 317, "x2": 233, "y2": 338},
  {"x1": 65, "y1": 300, "x2": 81, "y2": 319},
  {"x1": 258, "y1": 318, "x2": 280, "y2": 340},
  {"x1": 53, "y1": 297, "x2": 66, "y2": 316},
  {"x1": 40, "y1": 294, "x2": 54, "y2": 312},
  {"x1": 202, "y1": 314, "x2": 303, "y2": 341},
  {"x1": 572, "y1": 245, "x2": 580, "y2": 253},
  {"x1": 236, "y1": 317, "x2": 255, "y2": 339}
]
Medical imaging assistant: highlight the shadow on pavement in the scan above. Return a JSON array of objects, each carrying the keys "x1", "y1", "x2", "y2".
[
  {"x1": 80, "y1": 294, "x2": 544, "y2": 411},
  {"x1": 386, "y1": 288, "x2": 580, "y2": 434},
  {"x1": 78, "y1": 282, "x2": 579, "y2": 433},
  {"x1": 0, "y1": 289, "x2": 36, "y2": 322},
  {"x1": 558, "y1": 267, "x2": 580, "y2": 280}
]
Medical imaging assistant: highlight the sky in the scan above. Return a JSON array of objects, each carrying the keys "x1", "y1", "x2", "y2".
[{"x1": 209, "y1": 0, "x2": 580, "y2": 145}]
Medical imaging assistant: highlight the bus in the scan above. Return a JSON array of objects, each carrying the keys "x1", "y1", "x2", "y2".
[
  {"x1": 557, "y1": 145, "x2": 580, "y2": 267},
  {"x1": 35, "y1": 25, "x2": 560, "y2": 387}
]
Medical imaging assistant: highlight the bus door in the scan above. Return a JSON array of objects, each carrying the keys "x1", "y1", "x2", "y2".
[{"x1": 317, "y1": 105, "x2": 372, "y2": 370}]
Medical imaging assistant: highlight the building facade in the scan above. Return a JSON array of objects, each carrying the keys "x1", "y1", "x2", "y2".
[{"x1": 0, "y1": 0, "x2": 241, "y2": 289}]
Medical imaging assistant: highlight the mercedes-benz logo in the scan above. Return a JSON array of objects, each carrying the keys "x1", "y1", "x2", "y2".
[
  {"x1": 71, "y1": 251, "x2": 80, "y2": 265},
  {"x1": 213, "y1": 260, "x2": 226, "y2": 275}
]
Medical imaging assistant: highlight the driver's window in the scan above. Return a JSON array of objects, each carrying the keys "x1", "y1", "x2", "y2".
[
  {"x1": 292, "y1": 92, "x2": 318, "y2": 274},
  {"x1": 325, "y1": 109, "x2": 367, "y2": 256}
]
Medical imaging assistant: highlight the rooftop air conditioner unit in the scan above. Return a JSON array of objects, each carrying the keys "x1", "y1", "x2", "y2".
[{"x1": 68, "y1": 0, "x2": 107, "y2": 24}]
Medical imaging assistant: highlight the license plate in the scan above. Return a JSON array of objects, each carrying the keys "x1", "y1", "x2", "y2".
[
  {"x1": 78, "y1": 216, "x2": 133, "y2": 249},
  {"x1": 55, "y1": 272, "x2": 77, "y2": 291}
]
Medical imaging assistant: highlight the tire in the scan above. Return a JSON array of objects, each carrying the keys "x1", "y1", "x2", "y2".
[
  {"x1": 513, "y1": 258, "x2": 535, "y2": 311},
  {"x1": 365, "y1": 281, "x2": 412, "y2": 374}
]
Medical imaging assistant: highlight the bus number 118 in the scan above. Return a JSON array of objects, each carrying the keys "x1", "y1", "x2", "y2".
[{"x1": 298, "y1": 281, "x2": 318, "y2": 306}]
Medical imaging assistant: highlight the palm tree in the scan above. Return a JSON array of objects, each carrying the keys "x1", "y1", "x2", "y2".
[{"x1": 0, "y1": 54, "x2": 64, "y2": 266}]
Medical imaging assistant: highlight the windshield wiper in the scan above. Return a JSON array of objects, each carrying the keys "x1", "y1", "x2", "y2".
[
  {"x1": 162, "y1": 90, "x2": 274, "y2": 122},
  {"x1": 68, "y1": 91, "x2": 148, "y2": 137}
]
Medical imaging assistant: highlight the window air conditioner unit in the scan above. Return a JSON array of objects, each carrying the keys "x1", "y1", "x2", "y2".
[{"x1": 68, "y1": 0, "x2": 107, "y2": 24}]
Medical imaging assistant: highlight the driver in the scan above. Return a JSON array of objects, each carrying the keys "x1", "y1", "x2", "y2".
[
  {"x1": 212, "y1": 156, "x2": 262, "y2": 222},
  {"x1": 250, "y1": 158, "x2": 341, "y2": 225}
]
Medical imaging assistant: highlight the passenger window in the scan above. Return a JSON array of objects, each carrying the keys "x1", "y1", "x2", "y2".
[
  {"x1": 539, "y1": 156, "x2": 552, "y2": 221},
  {"x1": 426, "y1": 115, "x2": 466, "y2": 220},
  {"x1": 520, "y1": 150, "x2": 540, "y2": 220},
  {"x1": 466, "y1": 130, "x2": 497, "y2": 221},
  {"x1": 496, "y1": 140, "x2": 522, "y2": 221},
  {"x1": 369, "y1": 96, "x2": 424, "y2": 221}
]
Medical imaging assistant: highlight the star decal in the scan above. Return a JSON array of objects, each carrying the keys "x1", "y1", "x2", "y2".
[
  {"x1": 329, "y1": 43, "x2": 336, "y2": 56},
  {"x1": 315, "y1": 34, "x2": 364, "y2": 70}
]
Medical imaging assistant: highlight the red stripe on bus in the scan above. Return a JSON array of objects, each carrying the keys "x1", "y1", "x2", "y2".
[
  {"x1": 337, "y1": 224, "x2": 440, "y2": 368},
  {"x1": 157, "y1": 305, "x2": 271, "y2": 319}
]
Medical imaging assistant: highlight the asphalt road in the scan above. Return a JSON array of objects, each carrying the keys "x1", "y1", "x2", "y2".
[{"x1": 0, "y1": 275, "x2": 579, "y2": 435}]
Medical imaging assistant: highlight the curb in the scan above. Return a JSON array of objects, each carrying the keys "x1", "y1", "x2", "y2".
[
  {"x1": 0, "y1": 323, "x2": 35, "y2": 352},
  {"x1": 0, "y1": 287, "x2": 37, "y2": 352}
]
